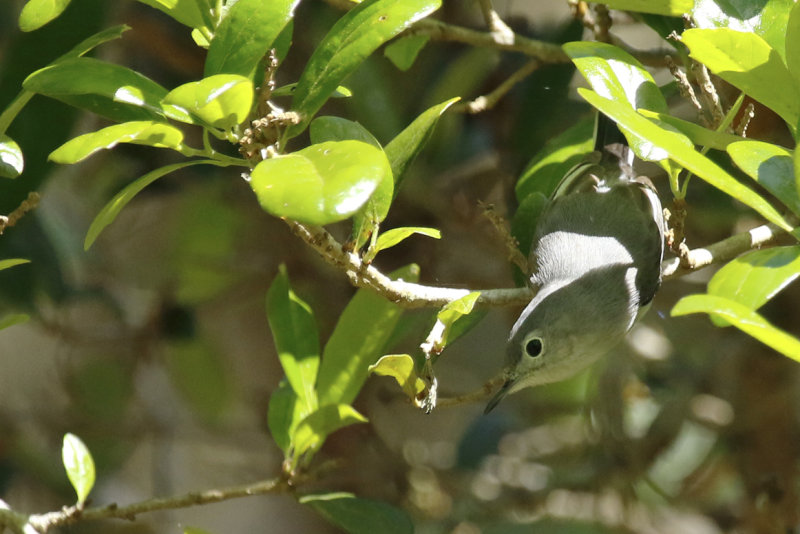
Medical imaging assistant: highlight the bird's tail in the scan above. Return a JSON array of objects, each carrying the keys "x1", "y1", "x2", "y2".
[{"x1": 594, "y1": 112, "x2": 634, "y2": 169}]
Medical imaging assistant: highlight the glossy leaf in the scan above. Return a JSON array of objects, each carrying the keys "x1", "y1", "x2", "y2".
[
  {"x1": 374, "y1": 227, "x2": 440, "y2": 253},
  {"x1": 292, "y1": 404, "x2": 367, "y2": 458},
  {"x1": 250, "y1": 140, "x2": 390, "y2": 225},
  {"x1": 369, "y1": 354, "x2": 425, "y2": 399},
  {"x1": 692, "y1": 0, "x2": 795, "y2": 62},
  {"x1": 288, "y1": 0, "x2": 442, "y2": 137},
  {"x1": 564, "y1": 41, "x2": 668, "y2": 161},
  {"x1": 62, "y1": 433, "x2": 95, "y2": 504},
  {"x1": 267, "y1": 380, "x2": 302, "y2": 454},
  {"x1": 309, "y1": 117, "x2": 381, "y2": 148},
  {"x1": 24, "y1": 57, "x2": 192, "y2": 123},
  {"x1": 602, "y1": 0, "x2": 691, "y2": 16},
  {"x1": 19, "y1": 0, "x2": 72, "y2": 31},
  {"x1": 0, "y1": 314, "x2": 30, "y2": 331},
  {"x1": 163, "y1": 75, "x2": 253, "y2": 129},
  {"x1": 85, "y1": 159, "x2": 221, "y2": 250},
  {"x1": 384, "y1": 34, "x2": 430, "y2": 71},
  {"x1": 266, "y1": 265, "x2": 320, "y2": 414},
  {"x1": 639, "y1": 109, "x2": 744, "y2": 150},
  {"x1": 316, "y1": 264, "x2": 418, "y2": 406},
  {"x1": 709, "y1": 246, "x2": 800, "y2": 315},
  {"x1": 579, "y1": 89, "x2": 793, "y2": 231},
  {"x1": 516, "y1": 117, "x2": 593, "y2": 201},
  {"x1": 0, "y1": 135, "x2": 24, "y2": 178},
  {"x1": 385, "y1": 97, "x2": 459, "y2": 187},
  {"x1": 135, "y1": 0, "x2": 213, "y2": 31},
  {"x1": 0, "y1": 259, "x2": 30, "y2": 271},
  {"x1": 672, "y1": 294, "x2": 800, "y2": 360},
  {"x1": 49, "y1": 121, "x2": 185, "y2": 164},
  {"x1": 300, "y1": 492, "x2": 413, "y2": 534},
  {"x1": 682, "y1": 28, "x2": 800, "y2": 131},
  {"x1": 205, "y1": 0, "x2": 299, "y2": 77},
  {"x1": 727, "y1": 141, "x2": 800, "y2": 217}
]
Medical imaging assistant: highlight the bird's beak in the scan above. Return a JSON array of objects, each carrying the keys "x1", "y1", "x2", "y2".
[{"x1": 484, "y1": 377, "x2": 514, "y2": 414}]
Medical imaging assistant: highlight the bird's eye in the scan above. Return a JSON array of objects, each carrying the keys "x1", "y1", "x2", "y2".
[{"x1": 524, "y1": 337, "x2": 543, "y2": 357}]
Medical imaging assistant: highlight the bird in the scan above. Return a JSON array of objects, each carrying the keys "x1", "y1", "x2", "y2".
[{"x1": 485, "y1": 113, "x2": 665, "y2": 413}]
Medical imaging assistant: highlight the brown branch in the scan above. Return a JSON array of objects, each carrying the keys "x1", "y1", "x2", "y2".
[{"x1": 0, "y1": 192, "x2": 40, "y2": 235}]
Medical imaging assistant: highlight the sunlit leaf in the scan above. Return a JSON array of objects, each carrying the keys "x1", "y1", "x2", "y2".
[
  {"x1": 135, "y1": 0, "x2": 213, "y2": 31},
  {"x1": 267, "y1": 380, "x2": 302, "y2": 454},
  {"x1": 602, "y1": 0, "x2": 692, "y2": 16},
  {"x1": 62, "y1": 433, "x2": 95, "y2": 504},
  {"x1": 49, "y1": 121, "x2": 185, "y2": 164},
  {"x1": 369, "y1": 354, "x2": 425, "y2": 399},
  {"x1": 163, "y1": 75, "x2": 253, "y2": 129},
  {"x1": 374, "y1": 227, "x2": 440, "y2": 254},
  {"x1": 250, "y1": 140, "x2": 390, "y2": 226},
  {"x1": 672, "y1": 294, "x2": 800, "y2": 360},
  {"x1": 18, "y1": 0, "x2": 72, "y2": 32},
  {"x1": 288, "y1": 0, "x2": 442, "y2": 137},
  {"x1": 292, "y1": 404, "x2": 367, "y2": 458},
  {"x1": 0, "y1": 259, "x2": 30, "y2": 271},
  {"x1": 0, "y1": 135, "x2": 24, "y2": 178}
]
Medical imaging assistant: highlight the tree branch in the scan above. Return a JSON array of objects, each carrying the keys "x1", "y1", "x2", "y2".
[
  {"x1": 457, "y1": 59, "x2": 540, "y2": 114},
  {"x1": 17, "y1": 476, "x2": 291, "y2": 533}
]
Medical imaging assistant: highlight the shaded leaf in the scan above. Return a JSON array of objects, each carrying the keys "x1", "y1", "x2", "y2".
[
  {"x1": 292, "y1": 404, "x2": 367, "y2": 459},
  {"x1": 727, "y1": 140, "x2": 800, "y2": 217},
  {"x1": 0, "y1": 135, "x2": 24, "y2": 178},
  {"x1": 682, "y1": 28, "x2": 800, "y2": 132},
  {"x1": 300, "y1": 493, "x2": 413, "y2": 534},
  {"x1": 369, "y1": 354, "x2": 425, "y2": 399},
  {"x1": 250, "y1": 140, "x2": 390, "y2": 225},
  {"x1": 49, "y1": 121, "x2": 185, "y2": 164},
  {"x1": 578, "y1": 89, "x2": 792, "y2": 231},
  {"x1": 85, "y1": 159, "x2": 222, "y2": 250},
  {"x1": 672, "y1": 294, "x2": 800, "y2": 360},
  {"x1": 135, "y1": 0, "x2": 213, "y2": 31},
  {"x1": 18, "y1": 0, "x2": 72, "y2": 32},
  {"x1": 267, "y1": 380, "x2": 301, "y2": 454},
  {"x1": 384, "y1": 34, "x2": 430, "y2": 71},
  {"x1": 266, "y1": 265, "x2": 320, "y2": 413},
  {"x1": 288, "y1": 0, "x2": 442, "y2": 137},
  {"x1": 62, "y1": 433, "x2": 95, "y2": 504},
  {"x1": 316, "y1": 264, "x2": 419, "y2": 406},
  {"x1": 205, "y1": 0, "x2": 300, "y2": 77},
  {"x1": 163, "y1": 75, "x2": 253, "y2": 129},
  {"x1": 786, "y1": 1, "x2": 800, "y2": 85},
  {"x1": 385, "y1": 97, "x2": 459, "y2": 188}
]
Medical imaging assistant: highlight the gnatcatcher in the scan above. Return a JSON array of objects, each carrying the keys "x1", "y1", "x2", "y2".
[{"x1": 485, "y1": 114, "x2": 665, "y2": 413}]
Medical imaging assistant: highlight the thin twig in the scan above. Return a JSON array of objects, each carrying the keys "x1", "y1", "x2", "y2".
[
  {"x1": 477, "y1": 0, "x2": 515, "y2": 45},
  {"x1": 690, "y1": 61, "x2": 725, "y2": 127},
  {"x1": 437, "y1": 374, "x2": 505, "y2": 408},
  {"x1": 0, "y1": 192, "x2": 40, "y2": 235},
  {"x1": 458, "y1": 59, "x2": 540, "y2": 114}
]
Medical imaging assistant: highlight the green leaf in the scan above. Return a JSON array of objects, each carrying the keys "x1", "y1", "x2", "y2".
[
  {"x1": 292, "y1": 404, "x2": 367, "y2": 458},
  {"x1": 266, "y1": 265, "x2": 320, "y2": 414},
  {"x1": 515, "y1": 117, "x2": 594, "y2": 201},
  {"x1": 288, "y1": 0, "x2": 442, "y2": 137},
  {"x1": 163, "y1": 75, "x2": 253, "y2": 129},
  {"x1": 428, "y1": 292, "x2": 481, "y2": 353},
  {"x1": 638, "y1": 109, "x2": 744, "y2": 151},
  {"x1": 0, "y1": 259, "x2": 30, "y2": 271},
  {"x1": 0, "y1": 135, "x2": 24, "y2": 178},
  {"x1": 672, "y1": 294, "x2": 800, "y2": 360},
  {"x1": 135, "y1": 0, "x2": 213, "y2": 31},
  {"x1": 368, "y1": 354, "x2": 425, "y2": 399},
  {"x1": 267, "y1": 380, "x2": 302, "y2": 454},
  {"x1": 374, "y1": 227, "x2": 440, "y2": 253},
  {"x1": 184, "y1": 527, "x2": 215, "y2": 534},
  {"x1": 49, "y1": 121, "x2": 185, "y2": 164},
  {"x1": 0, "y1": 314, "x2": 30, "y2": 331},
  {"x1": 578, "y1": 89, "x2": 793, "y2": 231},
  {"x1": 727, "y1": 141, "x2": 800, "y2": 217},
  {"x1": 681, "y1": 28, "x2": 800, "y2": 132},
  {"x1": 62, "y1": 433, "x2": 96, "y2": 504},
  {"x1": 384, "y1": 34, "x2": 430, "y2": 71},
  {"x1": 205, "y1": 0, "x2": 299, "y2": 77},
  {"x1": 309, "y1": 117, "x2": 381, "y2": 148},
  {"x1": 85, "y1": 159, "x2": 222, "y2": 250},
  {"x1": 384, "y1": 97, "x2": 459, "y2": 188},
  {"x1": 272, "y1": 84, "x2": 352, "y2": 98},
  {"x1": 786, "y1": 2, "x2": 800, "y2": 85},
  {"x1": 316, "y1": 264, "x2": 419, "y2": 406},
  {"x1": 709, "y1": 246, "x2": 800, "y2": 318},
  {"x1": 300, "y1": 493, "x2": 413, "y2": 534},
  {"x1": 164, "y1": 339, "x2": 231, "y2": 422},
  {"x1": 18, "y1": 0, "x2": 72, "y2": 32},
  {"x1": 692, "y1": 0, "x2": 795, "y2": 62},
  {"x1": 250, "y1": 140, "x2": 391, "y2": 225},
  {"x1": 564, "y1": 40, "x2": 668, "y2": 161},
  {"x1": 24, "y1": 57, "x2": 192, "y2": 123},
  {"x1": 59, "y1": 24, "x2": 130, "y2": 60},
  {"x1": 601, "y1": 0, "x2": 692, "y2": 16}
]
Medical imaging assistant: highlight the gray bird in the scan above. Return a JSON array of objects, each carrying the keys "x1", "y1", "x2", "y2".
[{"x1": 485, "y1": 114, "x2": 665, "y2": 413}]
